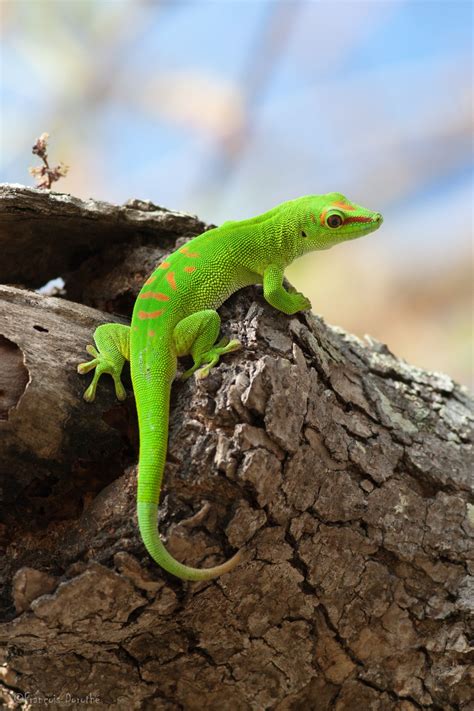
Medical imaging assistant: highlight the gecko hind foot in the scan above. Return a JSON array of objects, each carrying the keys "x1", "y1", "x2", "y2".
[
  {"x1": 182, "y1": 338, "x2": 242, "y2": 381},
  {"x1": 78, "y1": 323, "x2": 130, "y2": 403},
  {"x1": 197, "y1": 338, "x2": 242, "y2": 379},
  {"x1": 78, "y1": 348, "x2": 127, "y2": 403}
]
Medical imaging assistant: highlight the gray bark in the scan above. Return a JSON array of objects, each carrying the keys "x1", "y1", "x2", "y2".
[{"x1": 0, "y1": 184, "x2": 472, "y2": 710}]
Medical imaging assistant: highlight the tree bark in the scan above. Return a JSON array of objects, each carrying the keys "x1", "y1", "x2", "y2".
[{"x1": 0, "y1": 185, "x2": 472, "y2": 710}]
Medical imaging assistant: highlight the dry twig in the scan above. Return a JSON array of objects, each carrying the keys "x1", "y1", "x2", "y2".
[{"x1": 29, "y1": 132, "x2": 69, "y2": 189}]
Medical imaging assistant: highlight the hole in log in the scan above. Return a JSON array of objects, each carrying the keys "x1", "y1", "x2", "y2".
[
  {"x1": 0, "y1": 336, "x2": 29, "y2": 420},
  {"x1": 33, "y1": 325, "x2": 49, "y2": 333}
]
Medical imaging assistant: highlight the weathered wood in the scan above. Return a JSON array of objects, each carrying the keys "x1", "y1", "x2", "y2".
[
  {"x1": 0, "y1": 184, "x2": 208, "y2": 289},
  {"x1": 0, "y1": 186, "x2": 472, "y2": 711},
  {"x1": 0, "y1": 285, "x2": 132, "y2": 491}
]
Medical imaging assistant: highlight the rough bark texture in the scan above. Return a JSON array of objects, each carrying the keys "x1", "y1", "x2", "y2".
[{"x1": 0, "y1": 185, "x2": 472, "y2": 711}]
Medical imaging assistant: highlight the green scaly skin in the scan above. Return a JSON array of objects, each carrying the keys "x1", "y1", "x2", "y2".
[{"x1": 78, "y1": 193, "x2": 383, "y2": 581}]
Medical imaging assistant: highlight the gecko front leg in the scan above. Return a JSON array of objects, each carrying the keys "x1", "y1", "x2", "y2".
[{"x1": 263, "y1": 264, "x2": 311, "y2": 315}]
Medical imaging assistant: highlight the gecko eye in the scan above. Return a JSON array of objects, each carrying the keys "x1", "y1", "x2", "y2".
[{"x1": 326, "y1": 214, "x2": 343, "y2": 228}]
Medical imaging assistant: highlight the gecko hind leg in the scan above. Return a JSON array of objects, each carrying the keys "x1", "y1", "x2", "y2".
[
  {"x1": 174, "y1": 310, "x2": 241, "y2": 381},
  {"x1": 78, "y1": 323, "x2": 130, "y2": 402}
]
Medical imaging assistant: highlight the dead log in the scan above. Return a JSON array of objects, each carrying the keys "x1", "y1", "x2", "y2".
[
  {"x1": 0, "y1": 184, "x2": 208, "y2": 290},
  {"x1": 0, "y1": 185, "x2": 472, "y2": 710}
]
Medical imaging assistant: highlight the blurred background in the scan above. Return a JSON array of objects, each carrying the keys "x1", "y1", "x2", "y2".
[{"x1": 1, "y1": 0, "x2": 472, "y2": 386}]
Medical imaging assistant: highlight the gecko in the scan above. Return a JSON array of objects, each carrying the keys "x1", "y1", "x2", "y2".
[{"x1": 78, "y1": 193, "x2": 383, "y2": 581}]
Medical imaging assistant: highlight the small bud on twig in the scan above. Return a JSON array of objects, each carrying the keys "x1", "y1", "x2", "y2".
[{"x1": 29, "y1": 132, "x2": 69, "y2": 189}]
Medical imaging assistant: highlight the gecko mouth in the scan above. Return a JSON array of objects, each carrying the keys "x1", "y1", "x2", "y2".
[
  {"x1": 342, "y1": 216, "x2": 374, "y2": 225},
  {"x1": 342, "y1": 214, "x2": 382, "y2": 239}
]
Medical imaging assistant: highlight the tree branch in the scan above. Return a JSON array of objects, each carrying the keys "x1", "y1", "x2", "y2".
[{"x1": 0, "y1": 185, "x2": 472, "y2": 710}]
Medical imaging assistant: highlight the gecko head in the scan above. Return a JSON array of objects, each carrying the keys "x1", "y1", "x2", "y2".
[{"x1": 296, "y1": 193, "x2": 383, "y2": 253}]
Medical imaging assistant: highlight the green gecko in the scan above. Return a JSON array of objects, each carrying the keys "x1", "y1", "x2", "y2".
[{"x1": 78, "y1": 193, "x2": 382, "y2": 581}]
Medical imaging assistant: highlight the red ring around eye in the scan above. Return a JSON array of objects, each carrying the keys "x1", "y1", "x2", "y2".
[{"x1": 327, "y1": 214, "x2": 342, "y2": 228}]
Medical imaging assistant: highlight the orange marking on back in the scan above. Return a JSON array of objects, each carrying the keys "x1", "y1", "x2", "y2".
[
  {"x1": 179, "y1": 246, "x2": 200, "y2": 258},
  {"x1": 139, "y1": 291, "x2": 170, "y2": 301},
  {"x1": 148, "y1": 329, "x2": 156, "y2": 338},
  {"x1": 145, "y1": 276, "x2": 155, "y2": 285},
  {"x1": 166, "y1": 271, "x2": 177, "y2": 290},
  {"x1": 138, "y1": 310, "x2": 164, "y2": 320},
  {"x1": 184, "y1": 266, "x2": 196, "y2": 274},
  {"x1": 332, "y1": 201, "x2": 355, "y2": 211},
  {"x1": 158, "y1": 261, "x2": 170, "y2": 269}
]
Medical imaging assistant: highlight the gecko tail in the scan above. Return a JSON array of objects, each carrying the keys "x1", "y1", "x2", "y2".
[
  {"x1": 137, "y1": 502, "x2": 242, "y2": 581},
  {"x1": 133, "y1": 357, "x2": 241, "y2": 581}
]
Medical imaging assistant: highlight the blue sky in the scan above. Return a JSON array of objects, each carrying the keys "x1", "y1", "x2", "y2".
[
  {"x1": 1, "y1": 0, "x2": 472, "y2": 261},
  {"x1": 0, "y1": 0, "x2": 472, "y2": 384}
]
